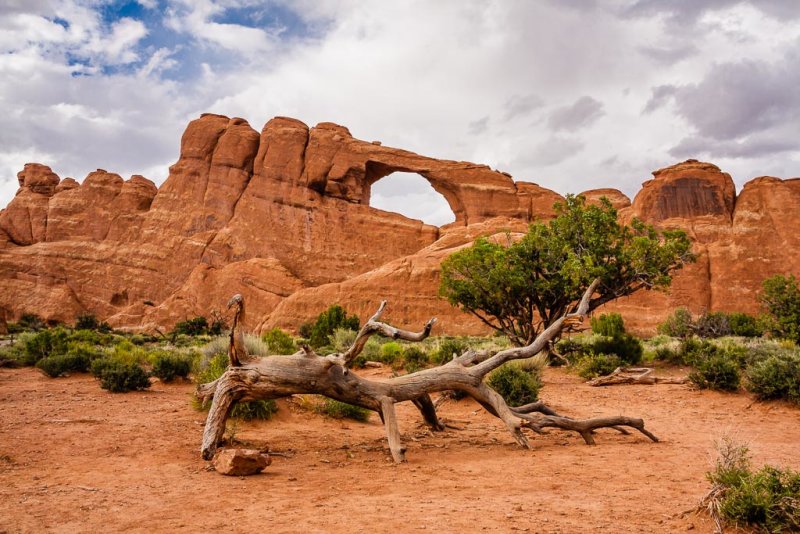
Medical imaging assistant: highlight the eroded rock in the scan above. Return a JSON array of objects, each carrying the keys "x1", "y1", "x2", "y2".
[{"x1": 212, "y1": 449, "x2": 271, "y2": 476}]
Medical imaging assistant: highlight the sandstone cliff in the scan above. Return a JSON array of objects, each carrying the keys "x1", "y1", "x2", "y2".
[{"x1": 0, "y1": 115, "x2": 797, "y2": 334}]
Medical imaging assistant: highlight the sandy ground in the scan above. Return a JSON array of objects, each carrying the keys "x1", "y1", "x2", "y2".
[{"x1": 1, "y1": 365, "x2": 798, "y2": 533}]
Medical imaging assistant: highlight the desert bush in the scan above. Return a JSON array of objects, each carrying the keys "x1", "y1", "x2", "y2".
[
  {"x1": 658, "y1": 307, "x2": 694, "y2": 338},
  {"x1": 727, "y1": 313, "x2": 763, "y2": 338},
  {"x1": 330, "y1": 327, "x2": 356, "y2": 353},
  {"x1": 67, "y1": 328, "x2": 114, "y2": 346},
  {"x1": 576, "y1": 353, "x2": 624, "y2": 380},
  {"x1": 486, "y1": 363, "x2": 541, "y2": 407},
  {"x1": 262, "y1": 327, "x2": 296, "y2": 355},
  {"x1": 172, "y1": 316, "x2": 209, "y2": 336},
  {"x1": 302, "y1": 305, "x2": 360, "y2": 348},
  {"x1": 20, "y1": 327, "x2": 70, "y2": 365},
  {"x1": 432, "y1": 338, "x2": 468, "y2": 365},
  {"x1": 694, "y1": 312, "x2": 732, "y2": 338},
  {"x1": 18, "y1": 312, "x2": 46, "y2": 332},
  {"x1": 36, "y1": 350, "x2": 92, "y2": 377},
  {"x1": 150, "y1": 351, "x2": 192, "y2": 382},
  {"x1": 745, "y1": 352, "x2": 800, "y2": 404},
  {"x1": 590, "y1": 333, "x2": 643, "y2": 365},
  {"x1": 75, "y1": 314, "x2": 99, "y2": 331},
  {"x1": 760, "y1": 274, "x2": 800, "y2": 344},
  {"x1": 401, "y1": 346, "x2": 429, "y2": 373},
  {"x1": 378, "y1": 341, "x2": 404, "y2": 366},
  {"x1": 651, "y1": 345, "x2": 681, "y2": 364},
  {"x1": 590, "y1": 313, "x2": 626, "y2": 337},
  {"x1": 351, "y1": 337, "x2": 382, "y2": 368},
  {"x1": 316, "y1": 398, "x2": 370, "y2": 421},
  {"x1": 689, "y1": 354, "x2": 741, "y2": 391},
  {"x1": 705, "y1": 437, "x2": 800, "y2": 532},
  {"x1": 0, "y1": 344, "x2": 24, "y2": 367},
  {"x1": 90, "y1": 358, "x2": 151, "y2": 392}
]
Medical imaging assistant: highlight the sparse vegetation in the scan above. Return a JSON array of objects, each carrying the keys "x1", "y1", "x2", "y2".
[
  {"x1": 701, "y1": 437, "x2": 800, "y2": 533},
  {"x1": 172, "y1": 316, "x2": 210, "y2": 337},
  {"x1": 746, "y1": 351, "x2": 800, "y2": 404},
  {"x1": 760, "y1": 274, "x2": 800, "y2": 344},
  {"x1": 689, "y1": 354, "x2": 741, "y2": 391},
  {"x1": 576, "y1": 353, "x2": 624, "y2": 380},
  {"x1": 262, "y1": 327, "x2": 297, "y2": 355},
  {"x1": 590, "y1": 312, "x2": 625, "y2": 337},
  {"x1": 300, "y1": 305, "x2": 360, "y2": 348},
  {"x1": 150, "y1": 351, "x2": 192, "y2": 382},
  {"x1": 90, "y1": 358, "x2": 151, "y2": 392},
  {"x1": 316, "y1": 398, "x2": 370, "y2": 421},
  {"x1": 486, "y1": 363, "x2": 541, "y2": 407}
]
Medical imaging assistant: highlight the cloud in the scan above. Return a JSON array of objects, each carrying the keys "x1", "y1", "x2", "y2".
[
  {"x1": 0, "y1": 0, "x2": 799, "y2": 215},
  {"x1": 467, "y1": 116, "x2": 489, "y2": 136},
  {"x1": 547, "y1": 96, "x2": 604, "y2": 132}
]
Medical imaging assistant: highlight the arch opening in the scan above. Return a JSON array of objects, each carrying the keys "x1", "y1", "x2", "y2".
[{"x1": 368, "y1": 172, "x2": 456, "y2": 227}]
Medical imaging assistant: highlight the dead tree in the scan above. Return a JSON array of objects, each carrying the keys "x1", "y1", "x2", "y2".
[{"x1": 198, "y1": 280, "x2": 658, "y2": 463}]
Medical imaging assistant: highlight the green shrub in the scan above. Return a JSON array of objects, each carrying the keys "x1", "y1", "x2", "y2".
[
  {"x1": 746, "y1": 352, "x2": 800, "y2": 404},
  {"x1": 760, "y1": 274, "x2": 800, "y2": 344},
  {"x1": 75, "y1": 314, "x2": 99, "y2": 331},
  {"x1": 20, "y1": 327, "x2": 70, "y2": 365},
  {"x1": 91, "y1": 358, "x2": 151, "y2": 392},
  {"x1": 689, "y1": 354, "x2": 741, "y2": 391},
  {"x1": 679, "y1": 337, "x2": 718, "y2": 366},
  {"x1": 231, "y1": 399, "x2": 278, "y2": 421},
  {"x1": 652, "y1": 345, "x2": 682, "y2": 364},
  {"x1": 0, "y1": 344, "x2": 24, "y2": 367},
  {"x1": 694, "y1": 311, "x2": 732, "y2": 338},
  {"x1": 486, "y1": 364, "x2": 541, "y2": 407},
  {"x1": 432, "y1": 338, "x2": 468, "y2": 365},
  {"x1": 401, "y1": 347, "x2": 429, "y2": 373},
  {"x1": 67, "y1": 328, "x2": 114, "y2": 346},
  {"x1": 658, "y1": 307, "x2": 694, "y2": 338},
  {"x1": 590, "y1": 313, "x2": 625, "y2": 337},
  {"x1": 303, "y1": 305, "x2": 360, "y2": 348},
  {"x1": 173, "y1": 316, "x2": 209, "y2": 336},
  {"x1": 351, "y1": 337, "x2": 382, "y2": 368},
  {"x1": 35, "y1": 350, "x2": 92, "y2": 377},
  {"x1": 262, "y1": 327, "x2": 296, "y2": 355},
  {"x1": 378, "y1": 341, "x2": 404, "y2": 365},
  {"x1": 18, "y1": 312, "x2": 46, "y2": 331},
  {"x1": 706, "y1": 437, "x2": 800, "y2": 533},
  {"x1": 317, "y1": 398, "x2": 370, "y2": 421},
  {"x1": 576, "y1": 353, "x2": 624, "y2": 379},
  {"x1": 590, "y1": 333, "x2": 643, "y2": 365},
  {"x1": 151, "y1": 352, "x2": 192, "y2": 382},
  {"x1": 728, "y1": 313, "x2": 763, "y2": 338}
]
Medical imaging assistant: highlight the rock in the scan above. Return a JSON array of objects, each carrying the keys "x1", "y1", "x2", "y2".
[
  {"x1": 212, "y1": 449, "x2": 271, "y2": 476},
  {"x1": 0, "y1": 114, "x2": 797, "y2": 334}
]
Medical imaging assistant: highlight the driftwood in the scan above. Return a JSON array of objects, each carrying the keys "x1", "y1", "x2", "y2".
[
  {"x1": 587, "y1": 367, "x2": 689, "y2": 387},
  {"x1": 198, "y1": 280, "x2": 658, "y2": 463}
]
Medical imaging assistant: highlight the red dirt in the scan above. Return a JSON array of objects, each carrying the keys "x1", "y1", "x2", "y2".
[{"x1": 1, "y1": 366, "x2": 798, "y2": 533}]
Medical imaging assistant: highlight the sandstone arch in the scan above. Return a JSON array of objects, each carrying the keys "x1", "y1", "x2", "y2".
[{"x1": 365, "y1": 168, "x2": 457, "y2": 226}]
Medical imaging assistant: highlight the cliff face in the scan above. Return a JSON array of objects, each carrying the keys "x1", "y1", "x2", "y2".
[{"x1": 0, "y1": 115, "x2": 797, "y2": 334}]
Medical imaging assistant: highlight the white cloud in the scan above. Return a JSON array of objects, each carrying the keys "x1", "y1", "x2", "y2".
[{"x1": 0, "y1": 0, "x2": 799, "y2": 216}]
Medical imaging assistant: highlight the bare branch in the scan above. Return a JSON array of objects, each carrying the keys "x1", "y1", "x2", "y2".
[{"x1": 341, "y1": 301, "x2": 436, "y2": 365}]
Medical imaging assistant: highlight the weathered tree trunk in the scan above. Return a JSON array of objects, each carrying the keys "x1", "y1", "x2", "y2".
[
  {"x1": 587, "y1": 367, "x2": 689, "y2": 387},
  {"x1": 198, "y1": 280, "x2": 658, "y2": 462}
]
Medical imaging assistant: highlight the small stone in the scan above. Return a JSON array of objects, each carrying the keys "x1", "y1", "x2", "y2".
[{"x1": 212, "y1": 449, "x2": 271, "y2": 476}]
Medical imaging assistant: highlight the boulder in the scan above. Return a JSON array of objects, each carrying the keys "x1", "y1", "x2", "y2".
[{"x1": 212, "y1": 449, "x2": 271, "y2": 476}]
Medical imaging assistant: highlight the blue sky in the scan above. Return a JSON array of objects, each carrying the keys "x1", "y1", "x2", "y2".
[{"x1": 1, "y1": 0, "x2": 799, "y2": 225}]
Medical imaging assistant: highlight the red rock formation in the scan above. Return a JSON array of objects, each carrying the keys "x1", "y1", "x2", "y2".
[{"x1": 0, "y1": 116, "x2": 797, "y2": 335}]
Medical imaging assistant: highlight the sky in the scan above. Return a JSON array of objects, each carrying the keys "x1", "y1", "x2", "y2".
[{"x1": 1, "y1": 0, "x2": 799, "y2": 226}]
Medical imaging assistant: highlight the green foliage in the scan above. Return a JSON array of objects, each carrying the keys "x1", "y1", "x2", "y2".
[
  {"x1": 761, "y1": 274, "x2": 800, "y2": 344},
  {"x1": 707, "y1": 438, "x2": 800, "y2": 533},
  {"x1": 90, "y1": 358, "x2": 151, "y2": 392},
  {"x1": 576, "y1": 353, "x2": 624, "y2": 379},
  {"x1": 658, "y1": 307, "x2": 694, "y2": 338},
  {"x1": 150, "y1": 351, "x2": 192, "y2": 382},
  {"x1": 303, "y1": 305, "x2": 360, "y2": 348},
  {"x1": 231, "y1": 398, "x2": 278, "y2": 421},
  {"x1": 693, "y1": 311, "x2": 733, "y2": 338},
  {"x1": 590, "y1": 313, "x2": 625, "y2": 337},
  {"x1": 75, "y1": 314, "x2": 99, "y2": 331},
  {"x1": 316, "y1": 398, "x2": 370, "y2": 421},
  {"x1": 439, "y1": 195, "x2": 694, "y2": 346},
  {"x1": 262, "y1": 327, "x2": 297, "y2": 355},
  {"x1": 728, "y1": 313, "x2": 763, "y2": 338},
  {"x1": 689, "y1": 354, "x2": 741, "y2": 391},
  {"x1": 378, "y1": 341, "x2": 404, "y2": 365},
  {"x1": 20, "y1": 327, "x2": 70, "y2": 365},
  {"x1": 590, "y1": 333, "x2": 643, "y2": 365},
  {"x1": 18, "y1": 312, "x2": 46, "y2": 331},
  {"x1": 486, "y1": 364, "x2": 541, "y2": 407},
  {"x1": 402, "y1": 347, "x2": 430, "y2": 373},
  {"x1": 172, "y1": 316, "x2": 209, "y2": 336},
  {"x1": 35, "y1": 346, "x2": 93, "y2": 377},
  {"x1": 746, "y1": 352, "x2": 800, "y2": 404},
  {"x1": 432, "y1": 338, "x2": 468, "y2": 365}
]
